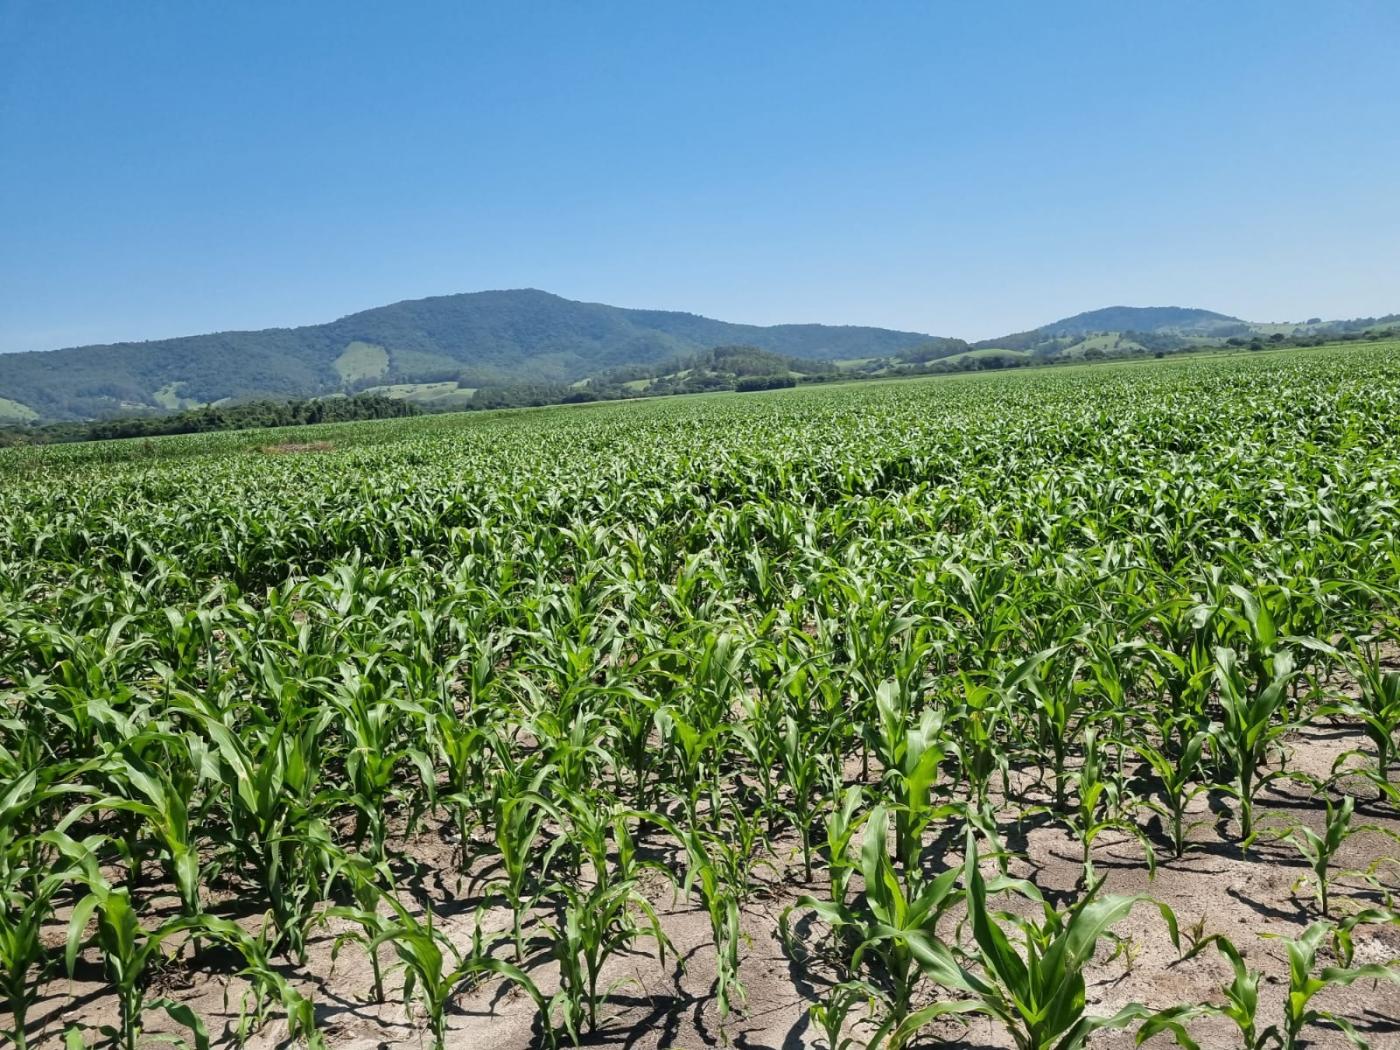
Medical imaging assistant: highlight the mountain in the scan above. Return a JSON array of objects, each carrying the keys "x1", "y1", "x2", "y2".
[
  {"x1": 3, "y1": 293, "x2": 1396, "y2": 423},
  {"x1": 976, "y1": 306, "x2": 1252, "y2": 354},
  {"x1": 0, "y1": 290, "x2": 933, "y2": 421},
  {"x1": 1007, "y1": 306, "x2": 1245, "y2": 338},
  {"x1": 974, "y1": 305, "x2": 1399, "y2": 359}
]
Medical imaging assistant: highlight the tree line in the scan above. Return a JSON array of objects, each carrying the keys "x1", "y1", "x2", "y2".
[{"x1": 0, "y1": 394, "x2": 420, "y2": 446}]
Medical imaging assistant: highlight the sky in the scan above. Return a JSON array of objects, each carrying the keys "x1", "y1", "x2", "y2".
[{"x1": 2, "y1": 1, "x2": 1398, "y2": 352}]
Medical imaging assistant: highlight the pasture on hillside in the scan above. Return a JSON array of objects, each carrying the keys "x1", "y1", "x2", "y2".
[{"x1": 3, "y1": 344, "x2": 1400, "y2": 1049}]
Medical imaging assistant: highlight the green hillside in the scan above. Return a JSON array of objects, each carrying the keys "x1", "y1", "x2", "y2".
[
  {"x1": 935, "y1": 347, "x2": 1034, "y2": 366},
  {"x1": 977, "y1": 305, "x2": 1400, "y2": 360},
  {"x1": 4, "y1": 293, "x2": 1396, "y2": 422},
  {"x1": 0, "y1": 290, "x2": 932, "y2": 421},
  {"x1": 582, "y1": 344, "x2": 836, "y2": 396},
  {"x1": 978, "y1": 306, "x2": 1248, "y2": 356},
  {"x1": 0, "y1": 397, "x2": 38, "y2": 423},
  {"x1": 334, "y1": 341, "x2": 390, "y2": 382},
  {"x1": 362, "y1": 381, "x2": 478, "y2": 409}
]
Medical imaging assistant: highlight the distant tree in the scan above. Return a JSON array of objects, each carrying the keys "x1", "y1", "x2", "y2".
[
  {"x1": 735, "y1": 375, "x2": 796, "y2": 392},
  {"x1": 8, "y1": 393, "x2": 421, "y2": 445}
]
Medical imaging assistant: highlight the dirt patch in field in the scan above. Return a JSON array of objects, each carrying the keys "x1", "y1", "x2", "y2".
[
  {"x1": 29, "y1": 724, "x2": 1400, "y2": 1050},
  {"x1": 259, "y1": 441, "x2": 335, "y2": 454}
]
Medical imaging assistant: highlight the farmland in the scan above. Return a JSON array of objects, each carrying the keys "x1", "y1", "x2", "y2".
[{"x1": 3, "y1": 343, "x2": 1400, "y2": 1049}]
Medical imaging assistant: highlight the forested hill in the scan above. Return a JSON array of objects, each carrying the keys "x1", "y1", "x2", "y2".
[
  {"x1": 0, "y1": 290, "x2": 933, "y2": 421},
  {"x1": 973, "y1": 305, "x2": 1400, "y2": 359},
  {"x1": 977, "y1": 306, "x2": 1249, "y2": 353},
  {"x1": 5, "y1": 292, "x2": 1396, "y2": 422}
]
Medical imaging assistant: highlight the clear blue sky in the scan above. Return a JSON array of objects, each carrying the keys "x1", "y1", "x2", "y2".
[{"x1": 2, "y1": 1, "x2": 1398, "y2": 352}]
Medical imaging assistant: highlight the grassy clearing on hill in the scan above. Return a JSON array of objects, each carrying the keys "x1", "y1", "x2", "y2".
[
  {"x1": 334, "y1": 341, "x2": 391, "y2": 382},
  {"x1": 0, "y1": 396, "x2": 38, "y2": 422}
]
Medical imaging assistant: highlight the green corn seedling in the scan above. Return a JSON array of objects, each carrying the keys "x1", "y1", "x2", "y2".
[
  {"x1": 1342, "y1": 641, "x2": 1400, "y2": 785},
  {"x1": 545, "y1": 877, "x2": 673, "y2": 1039},
  {"x1": 672, "y1": 824, "x2": 748, "y2": 1021},
  {"x1": 897, "y1": 834, "x2": 1178, "y2": 1050},
  {"x1": 1129, "y1": 728, "x2": 1211, "y2": 859},
  {"x1": 822, "y1": 784, "x2": 868, "y2": 912},
  {"x1": 1137, "y1": 933, "x2": 1274, "y2": 1050},
  {"x1": 488, "y1": 778, "x2": 559, "y2": 961},
  {"x1": 1270, "y1": 920, "x2": 1400, "y2": 1050},
  {"x1": 1280, "y1": 793, "x2": 1369, "y2": 917},
  {"x1": 1, "y1": 874, "x2": 66, "y2": 1050},
  {"x1": 808, "y1": 981, "x2": 873, "y2": 1050},
  {"x1": 181, "y1": 698, "x2": 335, "y2": 960},
  {"x1": 1062, "y1": 726, "x2": 1138, "y2": 885},
  {"x1": 64, "y1": 878, "x2": 234, "y2": 1050},
  {"x1": 1212, "y1": 646, "x2": 1296, "y2": 849},
  {"x1": 792, "y1": 805, "x2": 966, "y2": 1042},
  {"x1": 371, "y1": 901, "x2": 549, "y2": 1050},
  {"x1": 948, "y1": 676, "x2": 1011, "y2": 807},
  {"x1": 88, "y1": 743, "x2": 203, "y2": 916},
  {"x1": 777, "y1": 713, "x2": 825, "y2": 880}
]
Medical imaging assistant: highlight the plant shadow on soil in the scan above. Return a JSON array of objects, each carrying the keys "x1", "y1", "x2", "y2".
[{"x1": 29, "y1": 722, "x2": 1400, "y2": 1050}]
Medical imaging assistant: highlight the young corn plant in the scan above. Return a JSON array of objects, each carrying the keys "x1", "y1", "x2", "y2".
[
  {"x1": 1145, "y1": 596, "x2": 1219, "y2": 756},
  {"x1": 716, "y1": 795, "x2": 777, "y2": 900},
  {"x1": 948, "y1": 675, "x2": 1011, "y2": 808},
  {"x1": 1340, "y1": 640, "x2": 1400, "y2": 789},
  {"x1": 776, "y1": 714, "x2": 826, "y2": 881},
  {"x1": 88, "y1": 742, "x2": 203, "y2": 916},
  {"x1": 319, "y1": 853, "x2": 394, "y2": 1001},
  {"x1": 1, "y1": 872, "x2": 67, "y2": 1050},
  {"x1": 790, "y1": 805, "x2": 968, "y2": 1044},
  {"x1": 730, "y1": 688, "x2": 786, "y2": 829},
  {"x1": 64, "y1": 877, "x2": 230, "y2": 1050},
  {"x1": 328, "y1": 661, "x2": 433, "y2": 865},
  {"x1": 181, "y1": 699, "x2": 336, "y2": 961},
  {"x1": 896, "y1": 834, "x2": 1179, "y2": 1050},
  {"x1": 1137, "y1": 933, "x2": 1274, "y2": 1050},
  {"x1": 821, "y1": 784, "x2": 868, "y2": 914},
  {"x1": 428, "y1": 701, "x2": 493, "y2": 872},
  {"x1": 223, "y1": 927, "x2": 325, "y2": 1050},
  {"x1": 1128, "y1": 728, "x2": 1211, "y2": 859},
  {"x1": 370, "y1": 899, "x2": 549, "y2": 1050},
  {"x1": 1212, "y1": 646, "x2": 1296, "y2": 850},
  {"x1": 1329, "y1": 907, "x2": 1400, "y2": 967},
  {"x1": 1268, "y1": 920, "x2": 1400, "y2": 1050},
  {"x1": 807, "y1": 981, "x2": 873, "y2": 1050},
  {"x1": 1279, "y1": 792, "x2": 1399, "y2": 917},
  {"x1": 1061, "y1": 726, "x2": 1153, "y2": 886},
  {"x1": 671, "y1": 824, "x2": 748, "y2": 1022},
  {"x1": 653, "y1": 702, "x2": 731, "y2": 828},
  {"x1": 862, "y1": 679, "x2": 950, "y2": 873},
  {"x1": 545, "y1": 877, "x2": 674, "y2": 1040},
  {"x1": 1022, "y1": 646, "x2": 1087, "y2": 813},
  {"x1": 893, "y1": 712, "x2": 951, "y2": 878},
  {"x1": 486, "y1": 775, "x2": 559, "y2": 962},
  {"x1": 1, "y1": 777, "x2": 95, "y2": 1050}
]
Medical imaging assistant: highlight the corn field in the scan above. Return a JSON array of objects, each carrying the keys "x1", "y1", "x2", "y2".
[{"x1": 3, "y1": 345, "x2": 1400, "y2": 1049}]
